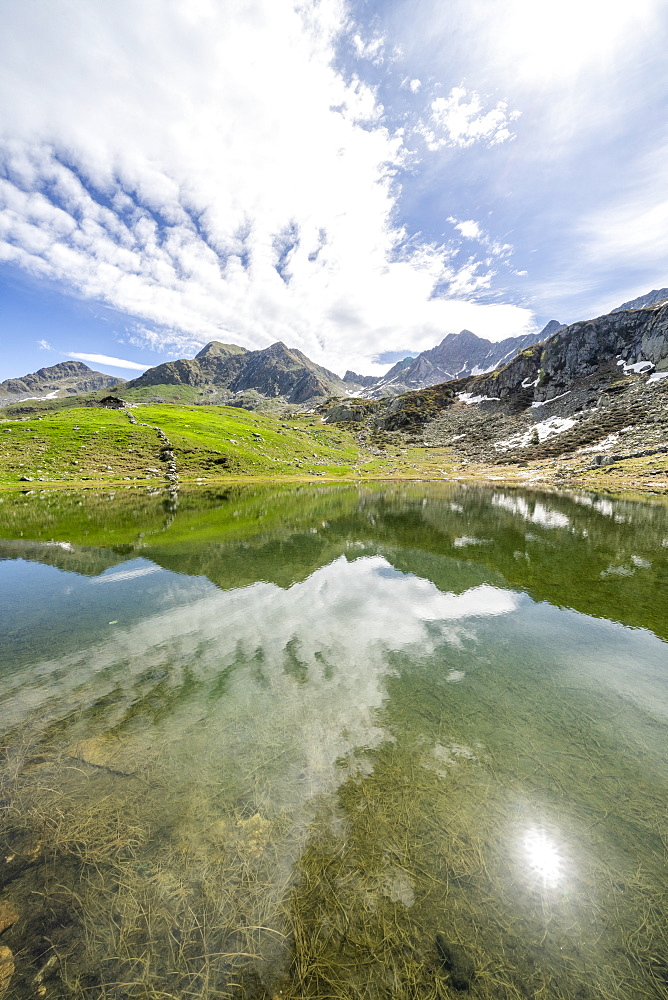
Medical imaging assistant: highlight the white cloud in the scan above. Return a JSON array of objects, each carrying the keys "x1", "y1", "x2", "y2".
[
  {"x1": 454, "y1": 219, "x2": 481, "y2": 240},
  {"x1": 447, "y1": 216, "x2": 514, "y2": 265},
  {"x1": 68, "y1": 353, "x2": 147, "y2": 371},
  {"x1": 0, "y1": 1, "x2": 534, "y2": 374},
  {"x1": 418, "y1": 87, "x2": 520, "y2": 150},
  {"x1": 488, "y1": 0, "x2": 662, "y2": 84},
  {"x1": 37, "y1": 338, "x2": 52, "y2": 350},
  {"x1": 539, "y1": 140, "x2": 668, "y2": 316},
  {"x1": 579, "y1": 163, "x2": 668, "y2": 272},
  {"x1": 351, "y1": 32, "x2": 386, "y2": 65},
  {"x1": 409, "y1": 78, "x2": 422, "y2": 93}
]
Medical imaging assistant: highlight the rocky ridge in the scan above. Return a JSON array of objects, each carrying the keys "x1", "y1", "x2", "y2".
[
  {"x1": 124, "y1": 340, "x2": 347, "y2": 404},
  {"x1": 0, "y1": 361, "x2": 125, "y2": 404},
  {"x1": 612, "y1": 287, "x2": 668, "y2": 312},
  {"x1": 325, "y1": 299, "x2": 668, "y2": 467},
  {"x1": 343, "y1": 322, "x2": 562, "y2": 398}
]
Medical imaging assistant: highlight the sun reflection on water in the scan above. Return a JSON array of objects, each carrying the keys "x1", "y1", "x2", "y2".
[{"x1": 522, "y1": 827, "x2": 565, "y2": 886}]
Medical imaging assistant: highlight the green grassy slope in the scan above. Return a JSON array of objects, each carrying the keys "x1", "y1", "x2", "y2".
[
  {"x1": 0, "y1": 409, "x2": 160, "y2": 485},
  {"x1": 136, "y1": 404, "x2": 358, "y2": 478},
  {"x1": 0, "y1": 403, "x2": 360, "y2": 485}
]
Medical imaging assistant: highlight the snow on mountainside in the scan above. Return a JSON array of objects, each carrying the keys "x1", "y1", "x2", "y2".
[
  {"x1": 0, "y1": 362, "x2": 125, "y2": 404},
  {"x1": 343, "y1": 321, "x2": 563, "y2": 398},
  {"x1": 612, "y1": 288, "x2": 668, "y2": 312}
]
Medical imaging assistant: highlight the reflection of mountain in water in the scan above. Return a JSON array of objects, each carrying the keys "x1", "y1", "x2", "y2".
[
  {"x1": 1, "y1": 483, "x2": 667, "y2": 641},
  {"x1": 0, "y1": 538, "x2": 126, "y2": 576}
]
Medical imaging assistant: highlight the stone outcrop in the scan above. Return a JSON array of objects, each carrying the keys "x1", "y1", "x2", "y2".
[
  {"x1": 0, "y1": 946, "x2": 13, "y2": 996},
  {"x1": 0, "y1": 903, "x2": 18, "y2": 936},
  {"x1": 470, "y1": 299, "x2": 668, "y2": 404}
]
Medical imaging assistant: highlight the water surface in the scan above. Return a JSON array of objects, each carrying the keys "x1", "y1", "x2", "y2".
[{"x1": 0, "y1": 484, "x2": 666, "y2": 999}]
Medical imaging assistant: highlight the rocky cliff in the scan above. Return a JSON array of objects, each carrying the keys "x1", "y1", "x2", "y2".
[
  {"x1": 0, "y1": 361, "x2": 125, "y2": 403},
  {"x1": 343, "y1": 323, "x2": 561, "y2": 397},
  {"x1": 327, "y1": 299, "x2": 668, "y2": 466},
  {"x1": 469, "y1": 298, "x2": 668, "y2": 405}
]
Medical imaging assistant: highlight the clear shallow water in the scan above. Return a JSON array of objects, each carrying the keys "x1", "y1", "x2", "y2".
[{"x1": 0, "y1": 484, "x2": 666, "y2": 999}]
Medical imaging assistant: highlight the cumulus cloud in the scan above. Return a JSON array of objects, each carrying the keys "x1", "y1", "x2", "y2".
[
  {"x1": 454, "y1": 220, "x2": 482, "y2": 240},
  {"x1": 37, "y1": 339, "x2": 52, "y2": 350},
  {"x1": 418, "y1": 88, "x2": 521, "y2": 150},
  {"x1": 68, "y1": 352, "x2": 148, "y2": 371},
  {"x1": 0, "y1": 1, "x2": 534, "y2": 373}
]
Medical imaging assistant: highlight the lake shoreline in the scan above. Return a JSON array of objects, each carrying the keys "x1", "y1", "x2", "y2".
[{"x1": 1, "y1": 460, "x2": 667, "y2": 500}]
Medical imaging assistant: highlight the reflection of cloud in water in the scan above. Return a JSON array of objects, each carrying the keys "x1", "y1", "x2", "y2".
[
  {"x1": 1, "y1": 554, "x2": 521, "y2": 970},
  {"x1": 1, "y1": 556, "x2": 520, "y2": 839},
  {"x1": 2, "y1": 555, "x2": 519, "y2": 730}
]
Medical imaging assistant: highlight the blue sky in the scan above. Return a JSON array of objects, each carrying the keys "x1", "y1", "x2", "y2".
[{"x1": 1, "y1": 0, "x2": 667, "y2": 382}]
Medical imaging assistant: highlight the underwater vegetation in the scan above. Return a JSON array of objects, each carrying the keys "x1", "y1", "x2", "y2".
[{"x1": 0, "y1": 484, "x2": 666, "y2": 998}]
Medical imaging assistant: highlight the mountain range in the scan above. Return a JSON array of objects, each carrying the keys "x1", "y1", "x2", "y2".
[
  {"x1": 1, "y1": 289, "x2": 665, "y2": 411},
  {"x1": 0, "y1": 361, "x2": 124, "y2": 405},
  {"x1": 343, "y1": 321, "x2": 563, "y2": 397},
  {"x1": 345, "y1": 294, "x2": 668, "y2": 466},
  {"x1": 124, "y1": 321, "x2": 564, "y2": 404},
  {"x1": 612, "y1": 287, "x2": 668, "y2": 313},
  {"x1": 124, "y1": 340, "x2": 348, "y2": 403}
]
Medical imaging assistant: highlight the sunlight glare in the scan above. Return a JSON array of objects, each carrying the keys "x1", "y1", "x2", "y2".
[{"x1": 523, "y1": 827, "x2": 563, "y2": 884}]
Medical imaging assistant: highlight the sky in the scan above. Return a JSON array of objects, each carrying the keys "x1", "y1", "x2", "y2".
[{"x1": 1, "y1": 0, "x2": 667, "y2": 382}]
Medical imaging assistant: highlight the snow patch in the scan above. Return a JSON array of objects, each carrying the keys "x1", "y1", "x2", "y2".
[
  {"x1": 12, "y1": 389, "x2": 61, "y2": 401},
  {"x1": 470, "y1": 363, "x2": 499, "y2": 376},
  {"x1": 457, "y1": 392, "x2": 501, "y2": 405},
  {"x1": 494, "y1": 416, "x2": 576, "y2": 451},
  {"x1": 647, "y1": 370, "x2": 668, "y2": 383},
  {"x1": 617, "y1": 359, "x2": 654, "y2": 375},
  {"x1": 530, "y1": 390, "x2": 572, "y2": 407},
  {"x1": 492, "y1": 493, "x2": 570, "y2": 529}
]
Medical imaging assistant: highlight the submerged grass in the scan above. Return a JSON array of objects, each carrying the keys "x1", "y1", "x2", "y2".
[
  {"x1": 0, "y1": 613, "x2": 666, "y2": 1000},
  {"x1": 1, "y1": 484, "x2": 667, "y2": 998}
]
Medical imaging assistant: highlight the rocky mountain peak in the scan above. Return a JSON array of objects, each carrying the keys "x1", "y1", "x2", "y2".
[
  {"x1": 125, "y1": 338, "x2": 347, "y2": 404},
  {"x1": 0, "y1": 360, "x2": 125, "y2": 403},
  {"x1": 195, "y1": 341, "x2": 247, "y2": 359},
  {"x1": 613, "y1": 288, "x2": 668, "y2": 313}
]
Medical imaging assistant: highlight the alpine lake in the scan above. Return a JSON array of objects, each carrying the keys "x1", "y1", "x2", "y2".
[{"x1": 0, "y1": 483, "x2": 666, "y2": 1000}]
